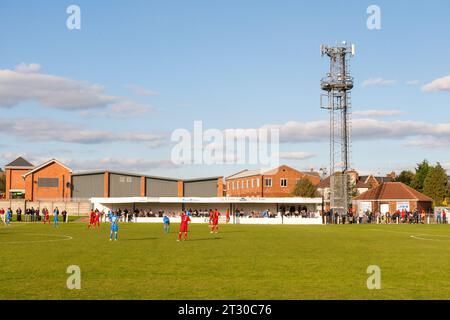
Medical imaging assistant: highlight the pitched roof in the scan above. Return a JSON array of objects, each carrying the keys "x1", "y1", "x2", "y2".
[
  {"x1": 356, "y1": 180, "x2": 371, "y2": 188},
  {"x1": 5, "y1": 157, "x2": 34, "y2": 168},
  {"x1": 22, "y1": 159, "x2": 72, "y2": 177},
  {"x1": 226, "y1": 165, "x2": 320, "y2": 180},
  {"x1": 354, "y1": 182, "x2": 432, "y2": 202},
  {"x1": 317, "y1": 175, "x2": 331, "y2": 188},
  {"x1": 375, "y1": 176, "x2": 394, "y2": 184},
  {"x1": 226, "y1": 169, "x2": 262, "y2": 180}
]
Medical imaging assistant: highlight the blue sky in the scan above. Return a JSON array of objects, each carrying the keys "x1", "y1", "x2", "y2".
[{"x1": 0, "y1": 0, "x2": 450, "y2": 178}]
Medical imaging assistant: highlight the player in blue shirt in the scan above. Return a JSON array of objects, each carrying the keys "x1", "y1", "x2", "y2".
[
  {"x1": 163, "y1": 214, "x2": 170, "y2": 233},
  {"x1": 5, "y1": 208, "x2": 12, "y2": 225},
  {"x1": 53, "y1": 207, "x2": 59, "y2": 228},
  {"x1": 109, "y1": 212, "x2": 119, "y2": 241}
]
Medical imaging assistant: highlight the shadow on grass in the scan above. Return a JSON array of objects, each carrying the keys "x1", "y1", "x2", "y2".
[{"x1": 187, "y1": 237, "x2": 223, "y2": 241}]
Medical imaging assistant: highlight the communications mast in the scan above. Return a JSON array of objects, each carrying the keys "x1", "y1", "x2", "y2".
[{"x1": 320, "y1": 41, "x2": 355, "y2": 217}]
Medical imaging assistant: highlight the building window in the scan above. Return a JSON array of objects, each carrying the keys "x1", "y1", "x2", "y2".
[
  {"x1": 265, "y1": 178, "x2": 272, "y2": 187},
  {"x1": 280, "y1": 178, "x2": 288, "y2": 187},
  {"x1": 246, "y1": 180, "x2": 249, "y2": 188},
  {"x1": 241, "y1": 180, "x2": 244, "y2": 188},
  {"x1": 37, "y1": 178, "x2": 59, "y2": 188},
  {"x1": 232, "y1": 181, "x2": 235, "y2": 190},
  {"x1": 251, "y1": 179, "x2": 254, "y2": 188},
  {"x1": 257, "y1": 179, "x2": 260, "y2": 187},
  {"x1": 236, "y1": 181, "x2": 239, "y2": 190}
]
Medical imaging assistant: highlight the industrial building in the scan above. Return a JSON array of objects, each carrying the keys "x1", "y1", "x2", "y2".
[
  {"x1": 3, "y1": 156, "x2": 224, "y2": 201},
  {"x1": 71, "y1": 170, "x2": 223, "y2": 200}
]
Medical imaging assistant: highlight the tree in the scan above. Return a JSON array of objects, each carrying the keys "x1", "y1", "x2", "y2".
[
  {"x1": 411, "y1": 160, "x2": 430, "y2": 192},
  {"x1": 395, "y1": 170, "x2": 415, "y2": 186},
  {"x1": 293, "y1": 178, "x2": 317, "y2": 197},
  {"x1": 0, "y1": 174, "x2": 5, "y2": 194},
  {"x1": 423, "y1": 162, "x2": 449, "y2": 206}
]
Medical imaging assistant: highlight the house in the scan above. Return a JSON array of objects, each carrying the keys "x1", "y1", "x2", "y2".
[
  {"x1": 352, "y1": 182, "x2": 433, "y2": 214},
  {"x1": 22, "y1": 159, "x2": 72, "y2": 201},
  {"x1": 316, "y1": 171, "x2": 395, "y2": 210},
  {"x1": 4, "y1": 157, "x2": 35, "y2": 199}
]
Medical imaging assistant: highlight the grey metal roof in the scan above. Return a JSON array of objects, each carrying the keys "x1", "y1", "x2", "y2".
[
  {"x1": 72, "y1": 170, "x2": 179, "y2": 181},
  {"x1": 72, "y1": 170, "x2": 221, "y2": 182},
  {"x1": 183, "y1": 176, "x2": 222, "y2": 182},
  {"x1": 5, "y1": 157, "x2": 34, "y2": 168}
]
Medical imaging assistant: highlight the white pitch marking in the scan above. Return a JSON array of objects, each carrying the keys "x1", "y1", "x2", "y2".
[
  {"x1": 410, "y1": 235, "x2": 450, "y2": 242},
  {"x1": 0, "y1": 233, "x2": 73, "y2": 244},
  {"x1": 370, "y1": 229, "x2": 450, "y2": 238}
]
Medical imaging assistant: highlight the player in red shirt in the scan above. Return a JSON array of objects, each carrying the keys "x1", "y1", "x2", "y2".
[
  {"x1": 88, "y1": 210, "x2": 96, "y2": 228},
  {"x1": 178, "y1": 211, "x2": 191, "y2": 241},
  {"x1": 226, "y1": 209, "x2": 230, "y2": 224},
  {"x1": 208, "y1": 209, "x2": 214, "y2": 226},
  {"x1": 43, "y1": 208, "x2": 50, "y2": 224},
  {"x1": 94, "y1": 210, "x2": 101, "y2": 228},
  {"x1": 210, "y1": 209, "x2": 220, "y2": 233}
]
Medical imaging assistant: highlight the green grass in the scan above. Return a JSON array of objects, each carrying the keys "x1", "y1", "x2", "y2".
[{"x1": 1, "y1": 222, "x2": 450, "y2": 300}]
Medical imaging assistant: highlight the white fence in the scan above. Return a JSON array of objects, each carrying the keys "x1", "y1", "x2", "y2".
[{"x1": 135, "y1": 216, "x2": 323, "y2": 225}]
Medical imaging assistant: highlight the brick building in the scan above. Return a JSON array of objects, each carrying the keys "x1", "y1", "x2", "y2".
[
  {"x1": 316, "y1": 171, "x2": 395, "y2": 210},
  {"x1": 352, "y1": 182, "x2": 433, "y2": 214},
  {"x1": 22, "y1": 159, "x2": 72, "y2": 201},
  {"x1": 4, "y1": 157, "x2": 34, "y2": 199},
  {"x1": 2, "y1": 156, "x2": 224, "y2": 201},
  {"x1": 225, "y1": 165, "x2": 320, "y2": 197}
]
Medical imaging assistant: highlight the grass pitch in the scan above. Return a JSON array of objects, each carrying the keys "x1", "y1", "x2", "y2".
[{"x1": 1, "y1": 221, "x2": 450, "y2": 300}]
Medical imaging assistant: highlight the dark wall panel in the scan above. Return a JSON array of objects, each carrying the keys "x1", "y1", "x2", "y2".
[
  {"x1": 110, "y1": 174, "x2": 141, "y2": 197},
  {"x1": 146, "y1": 178, "x2": 178, "y2": 197},
  {"x1": 184, "y1": 179, "x2": 218, "y2": 197},
  {"x1": 72, "y1": 174, "x2": 104, "y2": 199}
]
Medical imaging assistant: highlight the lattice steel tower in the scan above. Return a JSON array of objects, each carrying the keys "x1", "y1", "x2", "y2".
[{"x1": 320, "y1": 41, "x2": 355, "y2": 217}]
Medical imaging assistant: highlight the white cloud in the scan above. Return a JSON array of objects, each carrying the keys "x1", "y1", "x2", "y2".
[
  {"x1": 65, "y1": 157, "x2": 179, "y2": 172},
  {"x1": 0, "y1": 117, "x2": 167, "y2": 145},
  {"x1": 80, "y1": 100, "x2": 153, "y2": 118},
  {"x1": 353, "y1": 109, "x2": 404, "y2": 118},
  {"x1": 0, "y1": 63, "x2": 153, "y2": 116},
  {"x1": 0, "y1": 152, "x2": 178, "y2": 173},
  {"x1": 362, "y1": 78, "x2": 396, "y2": 88},
  {"x1": 422, "y1": 75, "x2": 450, "y2": 92},
  {"x1": 127, "y1": 84, "x2": 159, "y2": 97},
  {"x1": 277, "y1": 152, "x2": 316, "y2": 160},
  {"x1": 0, "y1": 65, "x2": 117, "y2": 109},
  {"x1": 15, "y1": 63, "x2": 42, "y2": 74},
  {"x1": 261, "y1": 119, "x2": 450, "y2": 145},
  {"x1": 405, "y1": 138, "x2": 450, "y2": 149}
]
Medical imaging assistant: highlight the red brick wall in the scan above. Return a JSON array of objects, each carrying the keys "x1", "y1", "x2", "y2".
[
  {"x1": 104, "y1": 172, "x2": 109, "y2": 197},
  {"x1": 226, "y1": 166, "x2": 320, "y2": 197},
  {"x1": 5, "y1": 168, "x2": 30, "y2": 198},
  {"x1": 25, "y1": 162, "x2": 71, "y2": 201},
  {"x1": 177, "y1": 180, "x2": 184, "y2": 197},
  {"x1": 226, "y1": 174, "x2": 261, "y2": 197},
  {"x1": 140, "y1": 176, "x2": 146, "y2": 197},
  {"x1": 217, "y1": 177, "x2": 224, "y2": 197}
]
